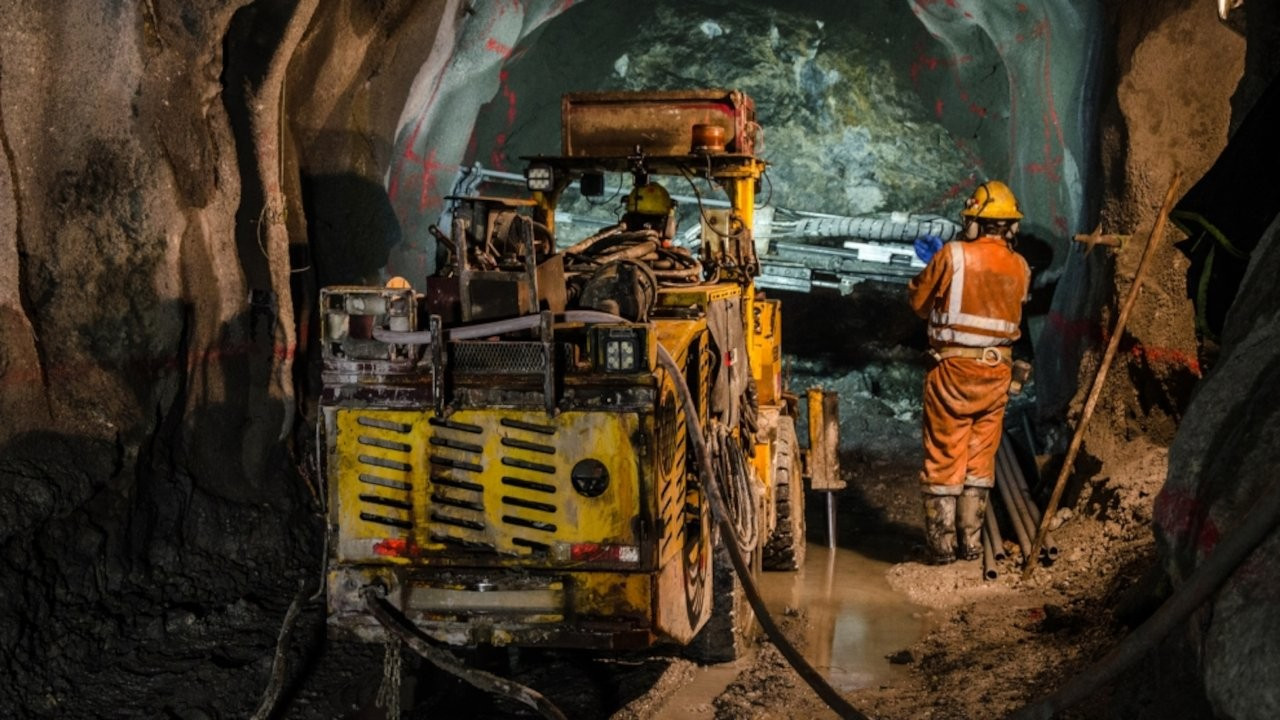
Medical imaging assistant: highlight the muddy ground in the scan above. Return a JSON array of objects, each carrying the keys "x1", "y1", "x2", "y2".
[
  {"x1": 689, "y1": 438, "x2": 1208, "y2": 720},
  {"x1": 256, "y1": 421, "x2": 1205, "y2": 720}
]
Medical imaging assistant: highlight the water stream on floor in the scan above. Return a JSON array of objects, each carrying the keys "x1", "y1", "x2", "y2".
[{"x1": 656, "y1": 542, "x2": 929, "y2": 719}]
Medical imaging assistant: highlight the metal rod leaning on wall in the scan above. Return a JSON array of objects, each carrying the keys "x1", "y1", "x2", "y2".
[
  {"x1": 1023, "y1": 172, "x2": 1183, "y2": 579},
  {"x1": 1001, "y1": 440, "x2": 1058, "y2": 559},
  {"x1": 1002, "y1": 452, "x2": 1044, "y2": 561}
]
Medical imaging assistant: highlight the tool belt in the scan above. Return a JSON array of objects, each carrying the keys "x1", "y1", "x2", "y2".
[{"x1": 929, "y1": 345, "x2": 1013, "y2": 367}]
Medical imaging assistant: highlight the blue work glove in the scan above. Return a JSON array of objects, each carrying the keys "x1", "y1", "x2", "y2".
[{"x1": 914, "y1": 235, "x2": 944, "y2": 264}]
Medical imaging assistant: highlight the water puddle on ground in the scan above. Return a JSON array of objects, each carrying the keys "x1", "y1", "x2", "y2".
[
  {"x1": 759, "y1": 543, "x2": 930, "y2": 692},
  {"x1": 655, "y1": 542, "x2": 929, "y2": 719}
]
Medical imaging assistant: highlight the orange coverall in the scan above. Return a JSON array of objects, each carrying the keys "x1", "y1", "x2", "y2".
[{"x1": 907, "y1": 236, "x2": 1030, "y2": 494}]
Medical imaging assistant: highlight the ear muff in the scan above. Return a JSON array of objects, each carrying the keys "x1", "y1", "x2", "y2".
[{"x1": 964, "y1": 219, "x2": 980, "y2": 240}]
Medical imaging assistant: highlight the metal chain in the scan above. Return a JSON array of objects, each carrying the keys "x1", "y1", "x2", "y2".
[{"x1": 375, "y1": 636, "x2": 403, "y2": 719}]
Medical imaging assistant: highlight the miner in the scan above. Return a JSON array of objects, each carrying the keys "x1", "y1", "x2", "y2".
[{"x1": 907, "y1": 181, "x2": 1031, "y2": 564}]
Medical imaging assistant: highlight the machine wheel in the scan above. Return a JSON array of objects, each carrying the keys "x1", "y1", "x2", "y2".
[
  {"x1": 763, "y1": 415, "x2": 806, "y2": 571},
  {"x1": 685, "y1": 539, "x2": 757, "y2": 663},
  {"x1": 686, "y1": 428, "x2": 761, "y2": 663}
]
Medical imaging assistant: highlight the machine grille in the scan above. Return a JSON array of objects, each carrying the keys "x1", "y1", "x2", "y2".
[
  {"x1": 495, "y1": 418, "x2": 561, "y2": 553},
  {"x1": 354, "y1": 415, "x2": 416, "y2": 530},
  {"x1": 425, "y1": 417, "x2": 491, "y2": 549},
  {"x1": 451, "y1": 341, "x2": 546, "y2": 374}
]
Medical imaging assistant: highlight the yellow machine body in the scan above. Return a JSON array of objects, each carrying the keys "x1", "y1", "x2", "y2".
[{"x1": 322, "y1": 89, "x2": 808, "y2": 652}]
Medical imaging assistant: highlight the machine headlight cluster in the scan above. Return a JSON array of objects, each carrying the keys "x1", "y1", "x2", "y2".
[
  {"x1": 525, "y1": 163, "x2": 553, "y2": 192},
  {"x1": 594, "y1": 326, "x2": 648, "y2": 373},
  {"x1": 605, "y1": 336, "x2": 637, "y2": 371}
]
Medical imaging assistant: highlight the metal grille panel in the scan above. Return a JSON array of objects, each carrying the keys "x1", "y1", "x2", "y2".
[{"x1": 451, "y1": 341, "x2": 546, "y2": 374}]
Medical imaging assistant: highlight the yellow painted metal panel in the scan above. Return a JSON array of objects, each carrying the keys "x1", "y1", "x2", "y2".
[
  {"x1": 333, "y1": 410, "x2": 425, "y2": 565},
  {"x1": 749, "y1": 298, "x2": 783, "y2": 406},
  {"x1": 332, "y1": 408, "x2": 649, "y2": 562},
  {"x1": 571, "y1": 572, "x2": 652, "y2": 617},
  {"x1": 656, "y1": 283, "x2": 741, "y2": 309}
]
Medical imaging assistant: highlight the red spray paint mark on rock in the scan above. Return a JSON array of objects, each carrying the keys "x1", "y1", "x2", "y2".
[
  {"x1": 417, "y1": 149, "x2": 447, "y2": 211},
  {"x1": 1154, "y1": 489, "x2": 1220, "y2": 554},
  {"x1": 485, "y1": 37, "x2": 512, "y2": 57},
  {"x1": 1128, "y1": 344, "x2": 1203, "y2": 376}
]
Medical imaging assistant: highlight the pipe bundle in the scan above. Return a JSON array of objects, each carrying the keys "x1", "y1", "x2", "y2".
[{"x1": 981, "y1": 435, "x2": 1057, "y2": 580}]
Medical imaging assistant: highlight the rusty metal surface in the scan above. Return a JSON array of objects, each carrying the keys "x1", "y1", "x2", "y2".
[
  {"x1": 806, "y1": 388, "x2": 846, "y2": 491},
  {"x1": 562, "y1": 89, "x2": 759, "y2": 157},
  {"x1": 327, "y1": 565, "x2": 655, "y2": 650}
]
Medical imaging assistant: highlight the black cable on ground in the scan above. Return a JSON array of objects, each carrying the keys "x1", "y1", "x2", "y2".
[
  {"x1": 1010, "y1": 477, "x2": 1280, "y2": 720},
  {"x1": 361, "y1": 586, "x2": 569, "y2": 720},
  {"x1": 250, "y1": 580, "x2": 309, "y2": 720},
  {"x1": 657, "y1": 345, "x2": 870, "y2": 720}
]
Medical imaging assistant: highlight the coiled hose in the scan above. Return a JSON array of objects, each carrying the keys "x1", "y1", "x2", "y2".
[{"x1": 711, "y1": 423, "x2": 760, "y2": 554}]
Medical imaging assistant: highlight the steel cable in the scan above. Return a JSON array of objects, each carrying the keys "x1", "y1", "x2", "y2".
[{"x1": 362, "y1": 586, "x2": 569, "y2": 720}]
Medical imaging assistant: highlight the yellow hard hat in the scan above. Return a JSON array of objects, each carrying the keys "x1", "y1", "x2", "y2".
[
  {"x1": 962, "y1": 181, "x2": 1023, "y2": 221},
  {"x1": 385, "y1": 276, "x2": 411, "y2": 289},
  {"x1": 626, "y1": 183, "x2": 674, "y2": 215}
]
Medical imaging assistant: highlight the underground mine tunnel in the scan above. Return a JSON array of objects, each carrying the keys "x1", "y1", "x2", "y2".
[{"x1": 2, "y1": 0, "x2": 1279, "y2": 718}]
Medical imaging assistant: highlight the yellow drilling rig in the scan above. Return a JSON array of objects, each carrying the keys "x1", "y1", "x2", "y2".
[{"x1": 318, "y1": 90, "x2": 843, "y2": 660}]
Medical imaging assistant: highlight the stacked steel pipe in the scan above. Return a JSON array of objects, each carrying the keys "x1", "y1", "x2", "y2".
[{"x1": 981, "y1": 434, "x2": 1057, "y2": 580}]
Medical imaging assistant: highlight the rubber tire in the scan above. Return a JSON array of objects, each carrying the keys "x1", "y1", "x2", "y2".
[
  {"x1": 685, "y1": 540, "x2": 757, "y2": 663},
  {"x1": 762, "y1": 415, "x2": 806, "y2": 571}
]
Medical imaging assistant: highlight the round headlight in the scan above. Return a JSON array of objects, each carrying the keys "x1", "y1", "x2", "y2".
[{"x1": 570, "y1": 459, "x2": 610, "y2": 498}]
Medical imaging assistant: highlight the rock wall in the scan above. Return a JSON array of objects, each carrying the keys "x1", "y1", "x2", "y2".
[
  {"x1": 0, "y1": 1, "x2": 449, "y2": 714},
  {"x1": 1035, "y1": 0, "x2": 1240, "y2": 454},
  {"x1": 1156, "y1": 209, "x2": 1280, "y2": 719},
  {"x1": 1153, "y1": 3, "x2": 1280, "y2": 718}
]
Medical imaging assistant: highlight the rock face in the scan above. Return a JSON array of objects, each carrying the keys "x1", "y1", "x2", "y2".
[
  {"x1": 1157, "y1": 210, "x2": 1280, "y2": 720},
  {"x1": 1153, "y1": 5, "x2": 1280, "y2": 717},
  {"x1": 0, "y1": 1, "x2": 447, "y2": 714}
]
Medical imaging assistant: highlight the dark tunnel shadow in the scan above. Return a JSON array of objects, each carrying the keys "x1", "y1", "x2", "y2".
[
  {"x1": 803, "y1": 450, "x2": 924, "y2": 565},
  {"x1": 773, "y1": 284, "x2": 927, "y2": 363},
  {"x1": 300, "y1": 170, "x2": 401, "y2": 287}
]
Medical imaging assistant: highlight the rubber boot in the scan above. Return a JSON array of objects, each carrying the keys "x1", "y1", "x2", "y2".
[
  {"x1": 921, "y1": 494, "x2": 957, "y2": 565},
  {"x1": 956, "y1": 486, "x2": 989, "y2": 561}
]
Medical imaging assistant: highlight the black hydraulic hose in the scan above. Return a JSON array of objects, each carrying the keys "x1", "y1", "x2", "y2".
[
  {"x1": 1011, "y1": 477, "x2": 1280, "y2": 720},
  {"x1": 361, "y1": 586, "x2": 569, "y2": 720},
  {"x1": 656, "y1": 344, "x2": 870, "y2": 720}
]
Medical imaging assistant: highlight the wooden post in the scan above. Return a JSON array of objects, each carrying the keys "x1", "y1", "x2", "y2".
[{"x1": 1023, "y1": 172, "x2": 1183, "y2": 579}]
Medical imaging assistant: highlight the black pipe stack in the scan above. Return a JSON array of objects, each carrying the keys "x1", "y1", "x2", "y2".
[{"x1": 981, "y1": 433, "x2": 1057, "y2": 580}]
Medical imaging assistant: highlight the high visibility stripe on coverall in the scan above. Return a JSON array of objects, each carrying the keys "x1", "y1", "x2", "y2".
[{"x1": 907, "y1": 237, "x2": 1030, "y2": 493}]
